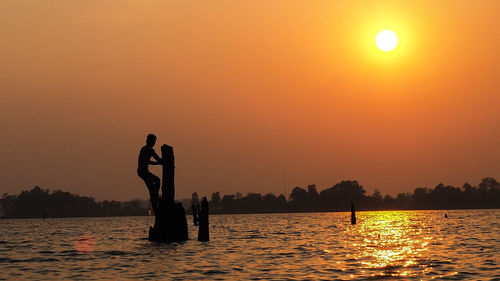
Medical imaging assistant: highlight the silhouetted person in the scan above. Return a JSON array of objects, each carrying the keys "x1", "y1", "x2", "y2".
[{"x1": 137, "y1": 134, "x2": 162, "y2": 215}]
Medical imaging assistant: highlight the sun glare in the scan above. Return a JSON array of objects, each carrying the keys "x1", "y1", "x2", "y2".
[{"x1": 375, "y1": 30, "x2": 398, "y2": 52}]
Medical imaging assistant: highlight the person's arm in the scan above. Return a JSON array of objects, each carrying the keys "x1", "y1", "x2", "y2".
[{"x1": 149, "y1": 149, "x2": 162, "y2": 165}]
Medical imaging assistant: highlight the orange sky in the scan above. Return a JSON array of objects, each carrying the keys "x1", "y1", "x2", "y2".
[{"x1": 1, "y1": 0, "x2": 499, "y2": 200}]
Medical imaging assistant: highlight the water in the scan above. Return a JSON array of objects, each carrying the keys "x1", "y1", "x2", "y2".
[{"x1": 0, "y1": 210, "x2": 498, "y2": 280}]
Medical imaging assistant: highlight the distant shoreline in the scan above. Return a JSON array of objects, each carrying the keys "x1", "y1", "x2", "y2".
[
  {"x1": 2, "y1": 178, "x2": 498, "y2": 219},
  {"x1": 2, "y1": 208, "x2": 499, "y2": 220}
]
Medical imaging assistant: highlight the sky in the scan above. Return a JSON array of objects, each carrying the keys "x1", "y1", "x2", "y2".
[{"x1": 0, "y1": 0, "x2": 499, "y2": 201}]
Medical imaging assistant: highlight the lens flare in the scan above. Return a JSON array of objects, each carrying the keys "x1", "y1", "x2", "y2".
[{"x1": 75, "y1": 235, "x2": 96, "y2": 254}]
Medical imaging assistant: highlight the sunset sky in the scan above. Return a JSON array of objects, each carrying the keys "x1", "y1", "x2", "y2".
[{"x1": 1, "y1": 0, "x2": 498, "y2": 201}]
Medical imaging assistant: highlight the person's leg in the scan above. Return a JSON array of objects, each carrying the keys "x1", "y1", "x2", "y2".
[
  {"x1": 151, "y1": 174, "x2": 160, "y2": 195},
  {"x1": 146, "y1": 173, "x2": 161, "y2": 214},
  {"x1": 148, "y1": 186, "x2": 159, "y2": 214},
  {"x1": 139, "y1": 170, "x2": 158, "y2": 215}
]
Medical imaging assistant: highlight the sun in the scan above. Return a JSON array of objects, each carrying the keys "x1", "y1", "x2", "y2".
[{"x1": 375, "y1": 30, "x2": 398, "y2": 52}]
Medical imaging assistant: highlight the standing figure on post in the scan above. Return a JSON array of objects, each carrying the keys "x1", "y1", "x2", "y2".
[{"x1": 137, "y1": 134, "x2": 162, "y2": 215}]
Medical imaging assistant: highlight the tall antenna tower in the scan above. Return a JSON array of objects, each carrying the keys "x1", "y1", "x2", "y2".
[{"x1": 283, "y1": 171, "x2": 287, "y2": 196}]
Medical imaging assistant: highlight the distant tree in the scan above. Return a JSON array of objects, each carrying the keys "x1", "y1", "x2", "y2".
[
  {"x1": 430, "y1": 184, "x2": 462, "y2": 208},
  {"x1": 101, "y1": 200, "x2": 122, "y2": 216},
  {"x1": 369, "y1": 189, "x2": 383, "y2": 209},
  {"x1": 263, "y1": 193, "x2": 280, "y2": 210},
  {"x1": 319, "y1": 181, "x2": 366, "y2": 211},
  {"x1": 478, "y1": 177, "x2": 500, "y2": 208},
  {"x1": 479, "y1": 177, "x2": 499, "y2": 191},
  {"x1": 395, "y1": 193, "x2": 412, "y2": 209},
  {"x1": 210, "y1": 192, "x2": 221, "y2": 213},
  {"x1": 221, "y1": 195, "x2": 236, "y2": 212},
  {"x1": 412, "y1": 187, "x2": 430, "y2": 208},
  {"x1": 244, "y1": 193, "x2": 263, "y2": 211},
  {"x1": 277, "y1": 194, "x2": 287, "y2": 209},
  {"x1": 383, "y1": 194, "x2": 395, "y2": 209},
  {"x1": 290, "y1": 187, "x2": 307, "y2": 210},
  {"x1": 235, "y1": 192, "x2": 242, "y2": 200},
  {"x1": 122, "y1": 199, "x2": 144, "y2": 216},
  {"x1": 306, "y1": 184, "x2": 319, "y2": 209}
]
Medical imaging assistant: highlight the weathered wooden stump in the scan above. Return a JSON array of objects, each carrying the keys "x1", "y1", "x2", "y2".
[
  {"x1": 198, "y1": 197, "x2": 209, "y2": 241},
  {"x1": 161, "y1": 144, "x2": 175, "y2": 203},
  {"x1": 148, "y1": 144, "x2": 188, "y2": 242},
  {"x1": 191, "y1": 192, "x2": 200, "y2": 226},
  {"x1": 192, "y1": 204, "x2": 199, "y2": 226}
]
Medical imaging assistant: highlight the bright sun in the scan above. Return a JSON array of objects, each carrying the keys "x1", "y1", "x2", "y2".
[{"x1": 375, "y1": 30, "x2": 398, "y2": 52}]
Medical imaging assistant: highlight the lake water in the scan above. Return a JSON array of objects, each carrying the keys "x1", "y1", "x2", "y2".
[{"x1": 0, "y1": 210, "x2": 498, "y2": 280}]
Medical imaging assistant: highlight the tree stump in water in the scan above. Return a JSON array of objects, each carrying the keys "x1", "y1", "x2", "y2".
[
  {"x1": 198, "y1": 197, "x2": 209, "y2": 241},
  {"x1": 148, "y1": 144, "x2": 188, "y2": 242},
  {"x1": 192, "y1": 204, "x2": 199, "y2": 226}
]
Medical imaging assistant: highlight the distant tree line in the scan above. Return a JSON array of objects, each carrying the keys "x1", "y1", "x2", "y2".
[
  {"x1": 1, "y1": 177, "x2": 498, "y2": 219},
  {"x1": 201, "y1": 177, "x2": 500, "y2": 214},
  {"x1": 0, "y1": 187, "x2": 149, "y2": 219}
]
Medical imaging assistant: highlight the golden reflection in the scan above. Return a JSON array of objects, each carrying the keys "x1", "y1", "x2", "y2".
[{"x1": 343, "y1": 211, "x2": 432, "y2": 279}]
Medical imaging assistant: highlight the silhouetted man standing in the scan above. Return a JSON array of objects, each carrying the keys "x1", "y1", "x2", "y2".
[{"x1": 137, "y1": 134, "x2": 162, "y2": 215}]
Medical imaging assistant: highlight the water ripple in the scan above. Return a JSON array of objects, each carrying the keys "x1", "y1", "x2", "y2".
[{"x1": 0, "y1": 210, "x2": 498, "y2": 280}]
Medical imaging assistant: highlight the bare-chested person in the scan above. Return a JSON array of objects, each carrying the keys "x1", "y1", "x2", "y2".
[{"x1": 137, "y1": 134, "x2": 162, "y2": 214}]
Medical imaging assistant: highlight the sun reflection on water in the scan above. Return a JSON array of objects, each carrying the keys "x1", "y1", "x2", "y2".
[{"x1": 343, "y1": 211, "x2": 434, "y2": 279}]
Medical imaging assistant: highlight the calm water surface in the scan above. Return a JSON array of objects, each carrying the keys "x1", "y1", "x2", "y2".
[{"x1": 0, "y1": 210, "x2": 499, "y2": 280}]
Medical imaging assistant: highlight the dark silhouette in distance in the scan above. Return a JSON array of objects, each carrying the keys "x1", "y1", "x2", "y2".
[
  {"x1": 2, "y1": 177, "x2": 499, "y2": 219},
  {"x1": 137, "y1": 134, "x2": 162, "y2": 215},
  {"x1": 191, "y1": 192, "x2": 200, "y2": 226},
  {"x1": 0, "y1": 186, "x2": 149, "y2": 219},
  {"x1": 192, "y1": 204, "x2": 199, "y2": 226},
  {"x1": 351, "y1": 202, "x2": 356, "y2": 225},
  {"x1": 198, "y1": 197, "x2": 209, "y2": 241}
]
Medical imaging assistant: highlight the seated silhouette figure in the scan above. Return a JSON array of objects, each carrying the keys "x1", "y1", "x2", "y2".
[{"x1": 137, "y1": 134, "x2": 162, "y2": 215}]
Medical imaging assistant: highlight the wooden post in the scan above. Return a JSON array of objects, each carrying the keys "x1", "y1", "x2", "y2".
[
  {"x1": 351, "y1": 202, "x2": 356, "y2": 225},
  {"x1": 192, "y1": 204, "x2": 199, "y2": 226},
  {"x1": 198, "y1": 197, "x2": 209, "y2": 241},
  {"x1": 148, "y1": 144, "x2": 188, "y2": 242},
  {"x1": 161, "y1": 144, "x2": 175, "y2": 203}
]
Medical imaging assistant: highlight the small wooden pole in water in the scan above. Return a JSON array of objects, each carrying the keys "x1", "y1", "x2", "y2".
[
  {"x1": 198, "y1": 197, "x2": 209, "y2": 241},
  {"x1": 192, "y1": 204, "x2": 199, "y2": 226},
  {"x1": 351, "y1": 202, "x2": 356, "y2": 225}
]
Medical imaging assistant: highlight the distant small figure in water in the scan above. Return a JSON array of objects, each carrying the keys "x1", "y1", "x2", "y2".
[
  {"x1": 137, "y1": 134, "x2": 163, "y2": 215},
  {"x1": 42, "y1": 211, "x2": 46, "y2": 221},
  {"x1": 351, "y1": 202, "x2": 356, "y2": 225},
  {"x1": 445, "y1": 214, "x2": 448, "y2": 218}
]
